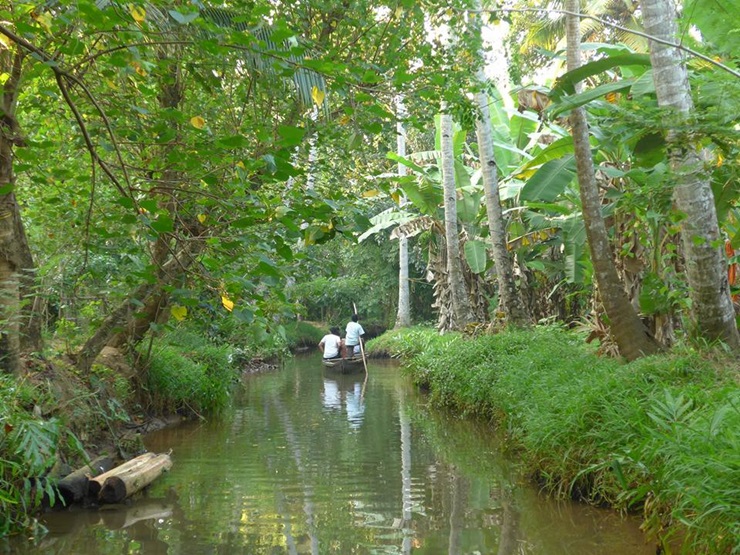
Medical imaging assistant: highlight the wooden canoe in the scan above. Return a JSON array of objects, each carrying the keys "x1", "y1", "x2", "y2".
[{"x1": 322, "y1": 356, "x2": 365, "y2": 373}]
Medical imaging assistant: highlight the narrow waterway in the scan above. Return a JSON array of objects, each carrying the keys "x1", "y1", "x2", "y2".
[{"x1": 10, "y1": 355, "x2": 653, "y2": 554}]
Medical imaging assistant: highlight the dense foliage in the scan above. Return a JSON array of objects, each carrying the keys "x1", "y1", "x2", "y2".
[{"x1": 0, "y1": 0, "x2": 738, "y2": 543}]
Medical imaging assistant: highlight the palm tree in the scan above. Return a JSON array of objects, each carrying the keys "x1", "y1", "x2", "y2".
[
  {"x1": 641, "y1": 0, "x2": 740, "y2": 348},
  {"x1": 565, "y1": 0, "x2": 659, "y2": 360},
  {"x1": 440, "y1": 110, "x2": 475, "y2": 329},
  {"x1": 469, "y1": 0, "x2": 531, "y2": 328},
  {"x1": 395, "y1": 95, "x2": 412, "y2": 328}
]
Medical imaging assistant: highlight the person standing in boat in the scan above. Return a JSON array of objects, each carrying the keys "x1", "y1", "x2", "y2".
[
  {"x1": 344, "y1": 314, "x2": 365, "y2": 357},
  {"x1": 319, "y1": 327, "x2": 343, "y2": 360}
]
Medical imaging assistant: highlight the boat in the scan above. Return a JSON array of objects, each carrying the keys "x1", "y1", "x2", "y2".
[{"x1": 322, "y1": 356, "x2": 365, "y2": 373}]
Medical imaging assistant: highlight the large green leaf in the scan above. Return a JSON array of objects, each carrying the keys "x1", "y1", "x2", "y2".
[
  {"x1": 509, "y1": 112, "x2": 539, "y2": 150},
  {"x1": 400, "y1": 179, "x2": 443, "y2": 215},
  {"x1": 547, "y1": 80, "x2": 635, "y2": 118},
  {"x1": 464, "y1": 240, "x2": 488, "y2": 274},
  {"x1": 684, "y1": 0, "x2": 740, "y2": 55},
  {"x1": 387, "y1": 152, "x2": 428, "y2": 174},
  {"x1": 357, "y1": 208, "x2": 415, "y2": 242},
  {"x1": 520, "y1": 155, "x2": 576, "y2": 202},
  {"x1": 515, "y1": 136, "x2": 574, "y2": 177},
  {"x1": 550, "y1": 54, "x2": 651, "y2": 98},
  {"x1": 457, "y1": 187, "x2": 482, "y2": 224},
  {"x1": 563, "y1": 218, "x2": 589, "y2": 284}
]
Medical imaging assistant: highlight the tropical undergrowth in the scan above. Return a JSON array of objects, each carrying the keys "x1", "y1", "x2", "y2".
[
  {"x1": 137, "y1": 327, "x2": 239, "y2": 416},
  {"x1": 366, "y1": 326, "x2": 740, "y2": 554},
  {"x1": 0, "y1": 361, "x2": 132, "y2": 536}
]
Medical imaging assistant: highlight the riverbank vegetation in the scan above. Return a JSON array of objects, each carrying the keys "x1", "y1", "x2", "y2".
[{"x1": 367, "y1": 326, "x2": 740, "y2": 554}]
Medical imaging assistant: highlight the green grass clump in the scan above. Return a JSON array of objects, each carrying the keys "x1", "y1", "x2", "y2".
[
  {"x1": 283, "y1": 321, "x2": 325, "y2": 350},
  {"x1": 380, "y1": 325, "x2": 740, "y2": 554},
  {"x1": 142, "y1": 329, "x2": 236, "y2": 415}
]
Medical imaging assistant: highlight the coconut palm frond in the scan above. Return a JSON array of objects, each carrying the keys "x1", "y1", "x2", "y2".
[
  {"x1": 617, "y1": 19, "x2": 648, "y2": 52},
  {"x1": 200, "y1": 7, "x2": 328, "y2": 112},
  {"x1": 409, "y1": 150, "x2": 441, "y2": 163},
  {"x1": 95, "y1": 2, "x2": 328, "y2": 113},
  {"x1": 390, "y1": 215, "x2": 436, "y2": 240}
]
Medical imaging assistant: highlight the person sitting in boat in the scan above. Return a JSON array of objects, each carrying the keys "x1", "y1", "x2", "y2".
[
  {"x1": 319, "y1": 327, "x2": 343, "y2": 360},
  {"x1": 344, "y1": 314, "x2": 365, "y2": 357}
]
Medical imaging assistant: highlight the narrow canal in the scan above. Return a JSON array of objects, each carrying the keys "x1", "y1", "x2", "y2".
[{"x1": 11, "y1": 355, "x2": 653, "y2": 554}]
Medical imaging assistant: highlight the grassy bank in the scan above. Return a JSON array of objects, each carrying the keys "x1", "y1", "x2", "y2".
[{"x1": 367, "y1": 326, "x2": 740, "y2": 554}]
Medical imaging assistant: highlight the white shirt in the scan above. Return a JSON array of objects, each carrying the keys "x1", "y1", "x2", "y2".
[
  {"x1": 345, "y1": 321, "x2": 364, "y2": 346},
  {"x1": 320, "y1": 334, "x2": 341, "y2": 358}
]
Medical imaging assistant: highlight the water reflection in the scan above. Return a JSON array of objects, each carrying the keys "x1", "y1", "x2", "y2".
[
  {"x1": 7, "y1": 355, "x2": 653, "y2": 555},
  {"x1": 321, "y1": 373, "x2": 366, "y2": 430}
]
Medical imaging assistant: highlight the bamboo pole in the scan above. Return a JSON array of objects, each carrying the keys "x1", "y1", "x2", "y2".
[{"x1": 352, "y1": 302, "x2": 368, "y2": 374}]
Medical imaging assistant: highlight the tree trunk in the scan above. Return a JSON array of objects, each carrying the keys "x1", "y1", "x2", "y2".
[
  {"x1": 395, "y1": 95, "x2": 411, "y2": 328},
  {"x1": 469, "y1": 0, "x2": 530, "y2": 330},
  {"x1": 641, "y1": 0, "x2": 740, "y2": 348},
  {"x1": 474, "y1": 86, "x2": 531, "y2": 328},
  {"x1": 565, "y1": 0, "x2": 659, "y2": 360},
  {"x1": 77, "y1": 242, "x2": 202, "y2": 374},
  {"x1": 106, "y1": 55, "x2": 183, "y2": 352},
  {"x1": 440, "y1": 111, "x2": 474, "y2": 330},
  {"x1": 0, "y1": 48, "x2": 29, "y2": 374}
]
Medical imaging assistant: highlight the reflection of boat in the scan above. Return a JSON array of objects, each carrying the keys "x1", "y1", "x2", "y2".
[{"x1": 322, "y1": 356, "x2": 365, "y2": 373}]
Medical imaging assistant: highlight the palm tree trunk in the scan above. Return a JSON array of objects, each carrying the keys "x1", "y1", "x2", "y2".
[
  {"x1": 641, "y1": 0, "x2": 739, "y2": 348},
  {"x1": 474, "y1": 85, "x2": 531, "y2": 327},
  {"x1": 395, "y1": 95, "x2": 411, "y2": 328},
  {"x1": 440, "y1": 111, "x2": 474, "y2": 330},
  {"x1": 565, "y1": 0, "x2": 659, "y2": 360}
]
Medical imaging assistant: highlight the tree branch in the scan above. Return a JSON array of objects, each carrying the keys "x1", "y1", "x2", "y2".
[{"x1": 0, "y1": 24, "x2": 134, "y2": 195}]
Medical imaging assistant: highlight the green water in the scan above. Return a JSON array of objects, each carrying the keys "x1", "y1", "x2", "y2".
[{"x1": 7, "y1": 355, "x2": 653, "y2": 554}]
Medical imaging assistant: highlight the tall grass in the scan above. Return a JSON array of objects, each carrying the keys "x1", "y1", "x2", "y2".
[
  {"x1": 371, "y1": 326, "x2": 740, "y2": 554},
  {"x1": 141, "y1": 328, "x2": 236, "y2": 415}
]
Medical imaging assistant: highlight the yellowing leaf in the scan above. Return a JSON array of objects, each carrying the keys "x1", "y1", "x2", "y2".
[
  {"x1": 105, "y1": 79, "x2": 118, "y2": 90},
  {"x1": 339, "y1": 115, "x2": 351, "y2": 125},
  {"x1": 311, "y1": 86, "x2": 325, "y2": 107},
  {"x1": 132, "y1": 62, "x2": 147, "y2": 76},
  {"x1": 0, "y1": 73, "x2": 9, "y2": 85},
  {"x1": 717, "y1": 153, "x2": 724, "y2": 167},
  {"x1": 171, "y1": 305, "x2": 187, "y2": 321},
  {"x1": 33, "y1": 12, "x2": 53, "y2": 33},
  {"x1": 362, "y1": 189, "x2": 380, "y2": 198},
  {"x1": 221, "y1": 295, "x2": 234, "y2": 312},
  {"x1": 129, "y1": 5, "x2": 146, "y2": 23},
  {"x1": 391, "y1": 191, "x2": 401, "y2": 205},
  {"x1": 236, "y1": 160, "x2": 245, "y2": 169},
  {"x1": 197, "y1": 214, "x2": 207, "y2": 223},
  {"x1": 0, "y1": 34, "x2": 11, "y2": 48},
  {"x1": 190, "y1": 116, "x2": 205, "y2": 129}
]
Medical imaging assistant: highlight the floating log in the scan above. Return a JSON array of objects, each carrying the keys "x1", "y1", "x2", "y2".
[
  {"x1": 98, "y1": 453, "x2": 173, "y2": 504},
  {"x1": 57, "y1": 455, "x2": 115, "y2": 506},
  {"x1": 88, "y1": 452, "x2": 158, "y2": 499}
]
